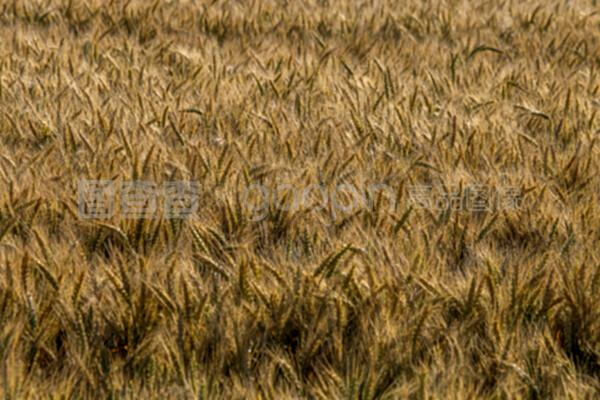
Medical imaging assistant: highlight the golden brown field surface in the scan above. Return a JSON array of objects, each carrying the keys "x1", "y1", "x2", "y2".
[{"x1": 0, "y1": 0, "x2": 599, "y2": 397}]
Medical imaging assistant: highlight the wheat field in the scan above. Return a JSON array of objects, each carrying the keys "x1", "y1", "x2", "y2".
[{"x1": 0, "y1": 0, "x2": 599, "y2": 398}]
